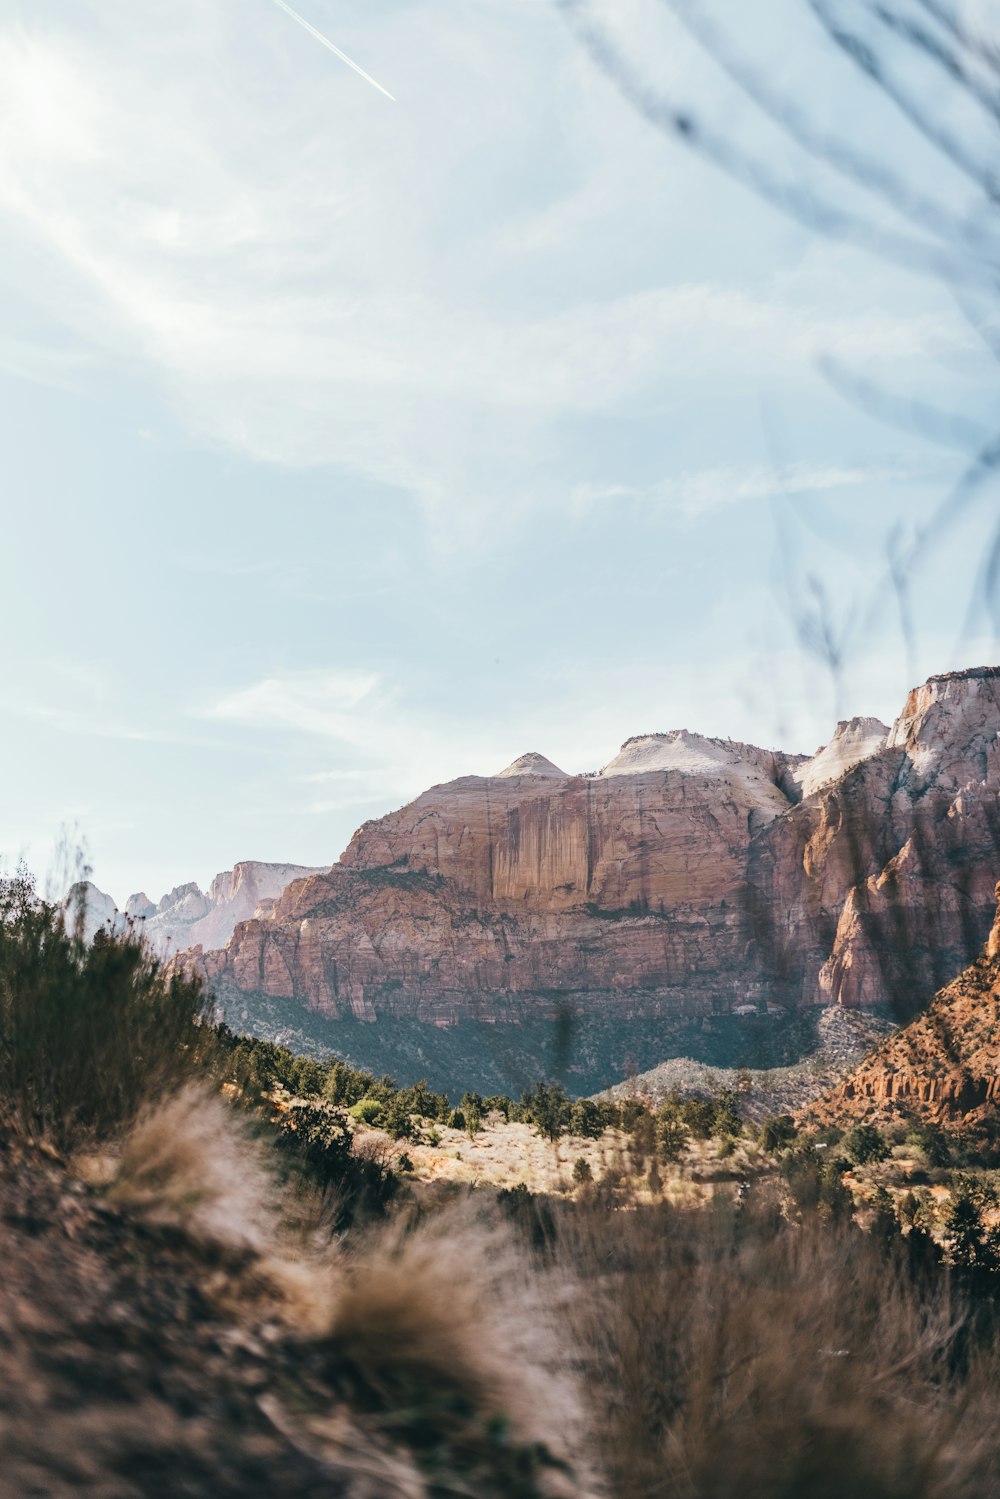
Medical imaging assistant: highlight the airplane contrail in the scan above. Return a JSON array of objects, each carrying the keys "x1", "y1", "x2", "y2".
[{"x1": 269, "y1": 0, "x2": 396, "y2": 101}]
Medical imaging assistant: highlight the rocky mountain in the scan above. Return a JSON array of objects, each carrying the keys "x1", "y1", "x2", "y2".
[
  {"x1": 68, "y1": 862, "x2": 327, "y2": 957},
  {"x1": 62, "y1": 881, "x2": 122, "y2": 946},
  {"x1": 808, "y1": 882, "x2": 1000, "y2": 1129},
  {"x1": 182, "y1": 667, "x2": 1000, "y2": 1090}
]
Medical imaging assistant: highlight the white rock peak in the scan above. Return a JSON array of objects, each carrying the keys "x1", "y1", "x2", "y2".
[
  {"x1": 65, "y1": 861, "x2": 327, "y2": 957},
  {"x1": 601, "y1": 729, "x2": 744, "y2": 777},
  {"x1": 794, "y1": 716, "x2": 889, "y2": 799},
  {"x1": 495, "y1": 752, "x2": 568, "y2": 779},
  {"x1": 886, "y1": 666, "x2": 1000, "y2": 785},
  {"x1": 599, "y1": 729, "x2": 792, "y2": 821}
]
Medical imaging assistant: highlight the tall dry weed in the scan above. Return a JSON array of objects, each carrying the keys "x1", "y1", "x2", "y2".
[
  {"x1": 313, "y1": 1201, "x2": 597, "y2": 1497},
  {"x1": 557, "y1": 1187, "x2": 1000, "y2": 1499},
  {"x1": 107, "y1": 1084, "x2": 281, "y2": 1255}
]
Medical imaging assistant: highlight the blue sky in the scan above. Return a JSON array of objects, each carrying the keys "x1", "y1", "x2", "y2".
[{"x1": 2, "y1": 0, "x2": 998, "y2": 903}]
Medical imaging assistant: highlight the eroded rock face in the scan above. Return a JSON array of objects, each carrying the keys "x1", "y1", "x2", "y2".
[
  {"x1": 188, "y1": 668, "x2": 1000, "y2": 1032},
  {"x1": 750, "y1": 668, "x2": 1000, "y2": 1018},
  {"x1": 809, "y1": 885, "x2": 1000, "y2": 1127}
]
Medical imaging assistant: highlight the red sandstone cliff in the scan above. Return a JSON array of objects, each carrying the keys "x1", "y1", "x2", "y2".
[
  {"x1": 185, "y1": 667, "x2": 1000, "y2": 1031},
  {"x1": 808, "y1": 884, "x2": 1000, "y2": 1127}
]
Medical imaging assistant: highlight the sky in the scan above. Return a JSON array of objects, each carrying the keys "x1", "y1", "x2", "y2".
[{"x1": 2, "y1": 0, "x2": 999, "y2": 904}]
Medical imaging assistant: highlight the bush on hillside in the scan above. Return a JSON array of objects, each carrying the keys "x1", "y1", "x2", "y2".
[
  {"x1": 521, "y1": 1082, "x2": 572, "y2": 1142},
  {"x1": 760, "y1": 1113, "x2": 797, "y2": 1152},
  {"x1": 845, "y1": 1123, "x2": 891, "y2": 1167},
  {"x1": 349, "y1": 1097, "x2": 385, "y2": 1127},
  {"x1": 0, "y1": 867, "x2": 212, "y2": 1151},
  {"x1": 275, "y1": 1099, "x2": 398, "y2": 1229}
]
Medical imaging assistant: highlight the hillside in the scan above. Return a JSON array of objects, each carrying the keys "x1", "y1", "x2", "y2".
[
  {"x1": 809, "y1": 883, "x2": 1000, "y2": 1129},
  {"x1": 598, "y1": 1006, "x2": 897, "y2": 1122}
]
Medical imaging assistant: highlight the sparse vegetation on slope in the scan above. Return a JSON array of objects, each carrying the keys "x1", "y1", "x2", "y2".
[
  {"x1": 0, "y1": 866, "x2": 212, "y2": 1151},
  {"x1": 9, "y1": 868, "x2": 1000, "y2": 1495}
]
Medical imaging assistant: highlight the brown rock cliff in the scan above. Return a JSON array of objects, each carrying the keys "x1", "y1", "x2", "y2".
[{"x1": 185, "y1": 669, "x2": 1000, "y2": 1033}]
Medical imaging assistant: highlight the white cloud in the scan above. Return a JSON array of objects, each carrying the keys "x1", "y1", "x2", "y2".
[
  {"x1": 0, "y1": 2, "x2": 971, "y2": 545},
  {"x1": 572, "y1": 457, "x2": 931, "y2": 517},
  {"x1": 207, "y1": 669, "x2": 383, "y2": 741}
]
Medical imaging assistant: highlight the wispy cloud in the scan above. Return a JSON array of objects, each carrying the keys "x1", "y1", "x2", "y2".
[
  {"x1": 206, "y1": 669, "x2": 384, "y2": 742},
  {"x1": 0, "y1": 6, "x2": 977, "y2": 546},
  {"x1": 572, "y1": 458, "x2": 931, "y2": 518}
]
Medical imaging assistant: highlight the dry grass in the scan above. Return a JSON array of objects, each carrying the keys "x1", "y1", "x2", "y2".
[
  {"x1": 314, "y1": 1202, "x2": 595, "y2": 1497},
  {"x1": 401, "y1": 1119, "x2": 651, "y2": 1194},
  {"x1": 87, "y1": 1089, "x2": 597, "y2": 1494},
  {"x1": 554, "y1": 1189, "x2": 1000, "y2": 1499},
  {"x1": 106, "y1": 1084, "x2": 281, "y2": 1254}
]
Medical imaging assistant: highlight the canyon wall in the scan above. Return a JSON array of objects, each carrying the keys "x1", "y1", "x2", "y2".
[
  {"x1": 186, "y1": 667, "x2": 1000, "y2": 1035},
  {"x1": 810, "y1": 883, "x2": 1000, "y2": 1127}
]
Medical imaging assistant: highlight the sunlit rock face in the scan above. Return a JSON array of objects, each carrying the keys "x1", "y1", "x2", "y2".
[
  {"x1": 792, "y1": 717, "x2": 889, "y2": 800},
  {"x1": 188, "y1": 667, "x2": 1000, "y2": 1029},
  {"x1": 809, "y1": 883, "x2": 1000, "y2": 1128},
  {"x1": 67, "y1": 864, "x2": 328, "y2": 958},
  {"x1": 133, "y1": 863, "x2": 328, "y2": 956},
  {"x1": 62, "y1": 882, "x2": 123, "y2": 945},
  {"x1": 752, "y1": 668, "x2": 1000, "y2": 1019}
]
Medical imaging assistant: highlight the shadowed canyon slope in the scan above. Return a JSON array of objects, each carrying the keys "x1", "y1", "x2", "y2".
[
  {"x1": 809, "y1": 883, "x2": 1000, "y2": 1128},
  {"x1": 186, "y1": 669, "x2": 1000, "y2": 1065}
]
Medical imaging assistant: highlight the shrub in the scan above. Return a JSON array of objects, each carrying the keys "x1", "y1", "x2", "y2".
[
  {"x1": 382, "y1": 1096, "x2": 415, "y2": 1140},
  {"x1": 629, "y1": 1109, "x2": 657, "y2": 1166},
  {"x1": 658, "y1": 1114, "x2": 688, "y2": 1162},
  {"x1": 0, "y1": 870, "x2": 212, "y2": 1151},
  {"x1": 913, "y1": 1123, "x2": 951, "y2": 1168},
  {"x1": 781, "y1": 1144, "x2": 852, "y2": 1219},
  {"x1": 945, "y1": 1192, "x2": 1000, "y2": 1273},
  {"x1": 521, "y1": 1082, "x2": 571, "y2": 1142},
  {"x1": 318, "y1": 1206, "x2": 590, "y2": 1495},
  {"x1": 845, "y1": 1123, "x2": 891, "y2": 1167},
  {"x1": 680, "y1": 1096, "x2": 717, "y2": 1140},
  {"x1": 276, "y1": 1099, "x2": 397, "y2": 1228},
  {"x1": 572, "y1": 1157, "x2": 593, "y2": 1185},
  {"x1": 108, "y1": 1083, "x2": 279, "y2": 1254},
  {"x1": 760, "y1": 1113, "x2": 797, "y2": 1153},
  {"x1": 712, "y1": 1085, "x2": 742, "y2": 1140},
  {"x1": 322, "y1": 1058, "x2": 375, "y2": 1108},
  {"x1": 570, "y1": 1099, "x2": 603, "y2": 1139},
  {"x1": 349, "y1": 1097, "x2": 385, "y2": 1127},
  {"x1": 618, "y1": 1097, "x2": 648, "y2": 1132}
]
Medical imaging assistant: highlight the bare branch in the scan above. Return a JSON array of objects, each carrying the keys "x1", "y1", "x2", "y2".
[
  {"x1": 808, "y1": 0, "x2": 1000, "y2": 200},
  {"x1": 915, "y1": 0, "x2": 1000, "y2": 84},
  {"x1": 872, "y1": 2, "x2": 1000, "y2": 128},
  {"x1": 559, "y1": 0, "x2": 991, "y2": 286},
  {"x1": 817, "y1": 355, "x2": 993, "y2": 450},
  {"x1": 951, "y1": 286, "x2": 1000, "y2": 363},
  {"x1": 664, "y1": 0, "x2": 994, "y2": 258}
]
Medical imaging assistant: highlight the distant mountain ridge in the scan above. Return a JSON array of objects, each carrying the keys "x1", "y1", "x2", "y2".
[
  {"x1": 182, "y1": 666, "x2": 1000, "y2": 1095},
  {"x1": 67, "y1": 861, "x2": 327, "y2": 956}
]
